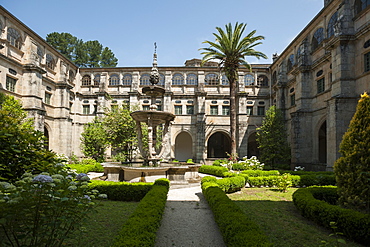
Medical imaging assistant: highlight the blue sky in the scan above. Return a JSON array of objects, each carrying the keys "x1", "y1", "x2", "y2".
[{"x1": 2, "y1": 0, "x2": 323, "y2": 67}]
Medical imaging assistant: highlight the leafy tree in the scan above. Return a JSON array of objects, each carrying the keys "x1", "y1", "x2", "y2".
[
  {"x1": 256, "y1": 105, "x2": 291, "y2": 169},
  {"x1": 80, "y1": 104, "x2": 137, "y2": 162},
  {"x1": 80, "y1": 118, "x2": 109, "y2": 162},
  {"x1": 103, "y1": 105, "x2": 137, "y2": 161},
  {"x1": 0, "y1": 93, "x2": 59, "y2": 182},
  {"x1": 200, "y1": 22, "x2": 267, "y2": 155},
  {"x1": 334, "y1": 93, "x2": 370, "y2": 213},
  {"x1": 46, "y1": 32, "x2": 118, "y2": 68}
]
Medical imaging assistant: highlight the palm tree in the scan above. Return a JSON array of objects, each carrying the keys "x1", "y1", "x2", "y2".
[{"x1": 200, "y1": 22, "x2": 267, "y2": 156}]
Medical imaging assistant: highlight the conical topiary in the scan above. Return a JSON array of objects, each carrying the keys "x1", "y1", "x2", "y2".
[{"x1": 334, "y1": 92, "x2": 370, "y2": 213}]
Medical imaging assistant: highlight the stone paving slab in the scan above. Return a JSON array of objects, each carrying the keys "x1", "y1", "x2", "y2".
[{"x1": 155, "y1": 184, "x2": 225, "y2": 247}]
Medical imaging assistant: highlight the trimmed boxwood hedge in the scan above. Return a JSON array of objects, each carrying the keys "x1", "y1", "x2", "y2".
[
  {"x1": 292, "y1": 186, "x2": 370, "y2": 245},
  {"x1": 241, "y1": 170, "x2": 280, "y2": 177},
  {"x1": 111, "y1": 179, "x2": 170, "y2": 247},
  {"x1": 201, "y1": 181, "x2": 273, "y2": 247},
  {"x1": 198, "y1": 165, "x2": 229, "y2": 177},
  {"x1": 89, "y1": 180, "x2": 153, "y2": 201}
]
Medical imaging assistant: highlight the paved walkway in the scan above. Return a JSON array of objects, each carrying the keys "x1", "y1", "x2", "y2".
[{"x1": 155, "y1": 183, "x2": 226, "y2": 247}]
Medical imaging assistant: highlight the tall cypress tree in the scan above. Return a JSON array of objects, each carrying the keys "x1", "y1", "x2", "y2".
[
  {"x1": 256, "y1": 105, "x2": 291, "y2": 169},
  {"x1": 334, "y1": 93, "x2": 370, "y2": 213}
]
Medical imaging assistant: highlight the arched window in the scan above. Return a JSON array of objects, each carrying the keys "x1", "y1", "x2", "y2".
[
  {"x1": 355, "y1": 0, "x2": 370, "y2": 15},
  {"x1": 172, "y1": 73, "x2": 184, "y2": 85},
  {"x1": 109, "y1": 74, "x2": 120, "y2": 85},
  {"x1": 205, "y1": 73, "x2": 219, "y2": 85},
  {"x1": 122, "y1": 74, "x2": 132, "y2": 86},
  {"x1": 46, "y1": 54, "x2": 55, "y2": 70},
  {"x1": 82, "y1": 75, "x2": 91, "y2": 86},
  {"x1": 158, "y1": 74, "x2": 165, "y2": 86},
  {"x1": 327, "y1": 12, "x2": 338, "y2": 39},
  {"x1": 257, "y1": 75, "x2": 269, "y2": 87},
  {"x1": 186, "y1": 73, "x2": 198, "y2": 85},
  {"x1": 221, "y1": 75, "x2": 229, "y2": 85},
  {"x1": 312, "y1": 28, "x2": 324, "y2": 51},
  {"x1": 7, "y1": 27, "x2": 22, "y2": 49},
  {"x1": 94, "y1": 74, "x2": 101, "y2": 86},
  {"x1": 140, "y1": 73, "x2": 151, "y2": 86},
  {"x1": 244, "y1": 74, "x2": 254, "y2": 86},
  {"x1": 287, "y1": 54, "x2": 295, "y2": 71}
]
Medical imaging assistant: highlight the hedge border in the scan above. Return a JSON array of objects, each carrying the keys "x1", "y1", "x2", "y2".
[
  {"x1": 111, "y1": 179, "x2": 170, "y2": 247},
  {"x1": 201, "y1": 181, "x2": 273, "y2": 247},
  {"x1": 292, "y1": 186, "x2": 370, "y2": 245}
]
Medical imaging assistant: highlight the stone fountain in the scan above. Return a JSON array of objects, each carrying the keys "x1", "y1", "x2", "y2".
[{"x1": 102, "y1": 44, "x2": 201, "y2": 184}]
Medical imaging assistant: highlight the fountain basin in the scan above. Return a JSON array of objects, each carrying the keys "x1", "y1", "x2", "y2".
[
  {"x1": 131, "y1": 110, "x2": 175, "y2": 126},
  {"x1": 102, "y1": 162, "x2": 201, "y2": 184}
]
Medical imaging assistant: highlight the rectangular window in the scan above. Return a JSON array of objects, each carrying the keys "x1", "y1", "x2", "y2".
[
  {"x1": 186, "y1": 105, "x2": 194, "y2": 115},
  {"x1": 317, "y1": 77, "x2": 325, "y2": 94},
  {"x1": 365, "y1": 52, "x2": 370, "y2": 72},
  {"x1": 157, "y1": 105, "x2": 162, "y2": 111},
  {"x1": 44, "y1": 93, "x2": 51, "y2": 105},
  {"x1": 83, "y1": 105, "x2": 90, "y2": 115},
  {"x1": 174, "y1": 105, "x2": 182, "y2": 115},
  {"x1": 6, "y1": 76, "x2": 17, "y2": 92},
  {"x1": 210, "y1": 105, "x2": 218, "y2": 115},
  {"x1": 142, "y1": 105, "x2": 150, "y2": 111},
  {"x1": 222, "y1": 105, "x2": 230, "y2": 115},
  {"x1": 247, "y1": 106, "x2": 253, "y2": 116},
  {"x1": 257, "y1": 106, "x2": 265, "y2": 116},
  {"x1": 290, "y1": 94, "x2": 295, "y2": 106}
]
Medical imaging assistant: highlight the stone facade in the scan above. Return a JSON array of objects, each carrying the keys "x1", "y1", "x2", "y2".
[{"x1": 0, "y1": 1, "x2": 369, "y2": 170}]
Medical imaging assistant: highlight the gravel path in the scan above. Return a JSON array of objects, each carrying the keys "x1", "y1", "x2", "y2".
[{"x1": 155, "y1": 184, "x2": 226, "y2": 247}]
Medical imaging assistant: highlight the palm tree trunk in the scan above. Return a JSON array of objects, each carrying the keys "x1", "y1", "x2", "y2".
[{"x1": 229, "y1": 79, "x2": 237, "y2": 155}]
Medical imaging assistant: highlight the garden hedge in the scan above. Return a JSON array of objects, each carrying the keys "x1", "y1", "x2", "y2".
[
  {"x1": 292, "y1": 186, "x2": 370, "y2": 245},
  {"x1": 111, "y1": 179, "x2": 169, "y2": 247},
  {"x1": 241, "y1": 170, "x2": 280, "y2": 177},
  {"x1": 198, "y1": 165, "x2": 229, "y2": 177},
  {"x1": 89, "y1": 180, "x2": 153, "y2": 201},
  {"x1": 201, "y1": 181, "x2": 273, "y2": 247}
]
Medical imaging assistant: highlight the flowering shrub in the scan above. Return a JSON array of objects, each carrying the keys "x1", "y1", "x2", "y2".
[
  {"x1": 0, "y1": 163, "x2": 106, "y2": 247},
  {"x1": 231, "y1": 156, "x2": 265, "y2": 171}
]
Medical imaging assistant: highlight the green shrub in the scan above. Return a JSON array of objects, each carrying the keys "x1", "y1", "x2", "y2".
[
  {"x1": 217, "y1": 176, "x2": 245, "y2": 193},
  {"x1": 67, "y1": 163, "x2": 104, "y2": 173},
  {"x1": 334, "y1": 93, "x2": 370, "y2": 213},
  {"x1": 202, "y1": 184, "x2": 272, "y2": 246},
  {"x1": 298, "y1": 174, "x2": 335, "y2": 187},
  {"x1": 293, "y1": 186, "x2": 370, "y2": 245},
  {"x1": 274, "y1": 173, "x2": 292, "y2": 192},
  {"x1": 212, "y1": 159, "x2": 226, "y2": 166},
  {"x1": 111, "y1": 182, "x2": 169, "y2": 247},
  {"x1": 0, "y1": 164, "x2": 106, "y2": 246},
  {"x1": 241, "y1": 170, "x2": 280, "y2": 177},
  {"x1": 89, "y1": 180, "x2": 152, "y2": 201},
  {"x1": 201, "y1": 176, "x2": 217, "y2": 184},
  {"x1": 199, "y1": 165, "x2": 228, "y2": 177},
  {"x1": 154, "y1": 178, "x2": 170, "y2": 189}
]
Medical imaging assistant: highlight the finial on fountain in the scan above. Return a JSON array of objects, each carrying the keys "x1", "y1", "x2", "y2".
[{"x1": 150, "y1": 42, "x2": 159, "y2": 85}]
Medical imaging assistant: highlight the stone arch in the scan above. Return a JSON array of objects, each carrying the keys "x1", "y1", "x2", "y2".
[
  {"x1": 318, "y1": 120, "x2": 327, "y2": 164},
  {"x1": 207, "y1": 131, "x2": 231, "y2": 158},
  {"x1": 174, "y1": 131, "x2": 193, "y2": 161},
  {"x1": 247, "y1": 132, "x2": 260, "y2": 158}
]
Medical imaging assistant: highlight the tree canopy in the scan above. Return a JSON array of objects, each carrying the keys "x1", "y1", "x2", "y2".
[
  {"x1": 334, "y1": 92, "x2": 370, "y2": 213},
  {"x1": 200, "y1": 22, "x2": 267, "y2": 155},
  {"x1": 256, "y1": 105, "x2": 291, "y2": 169},
  {"x1": 0, "y1": 93, "x2": 59, "y2": 182},
  {"x1": 46, "y1": 32, "x2": 118, "y2": 68}
]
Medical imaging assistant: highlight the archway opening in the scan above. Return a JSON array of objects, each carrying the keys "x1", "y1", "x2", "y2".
[
  {"x1": 175, "y1": 132, "x2": 193, "y2": 161},
  {"x1": 318, "y1": 121, "x2": 327, "y2": 163},
  {"x1": 247, "y1": 132, "x2": 260, "y2": 158},
  {"x1": 207, "y1": 132, "x2": 231, "y2": 158}
]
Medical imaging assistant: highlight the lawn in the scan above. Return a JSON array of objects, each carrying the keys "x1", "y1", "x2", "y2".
[
  {"x1": 63, "y1": 200, "x2": 138, "y2": 247},
  {"x1": 228, "y1": 187, "x2": 364, "y2": 247}
]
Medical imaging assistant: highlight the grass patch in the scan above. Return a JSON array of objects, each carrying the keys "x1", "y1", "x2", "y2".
[
  {"x1": 228, "y1": 188, "x2": 363, "y2": 247},
  {"x1": 63, "y1": 200, "x2": 138, "y2": 247}
]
